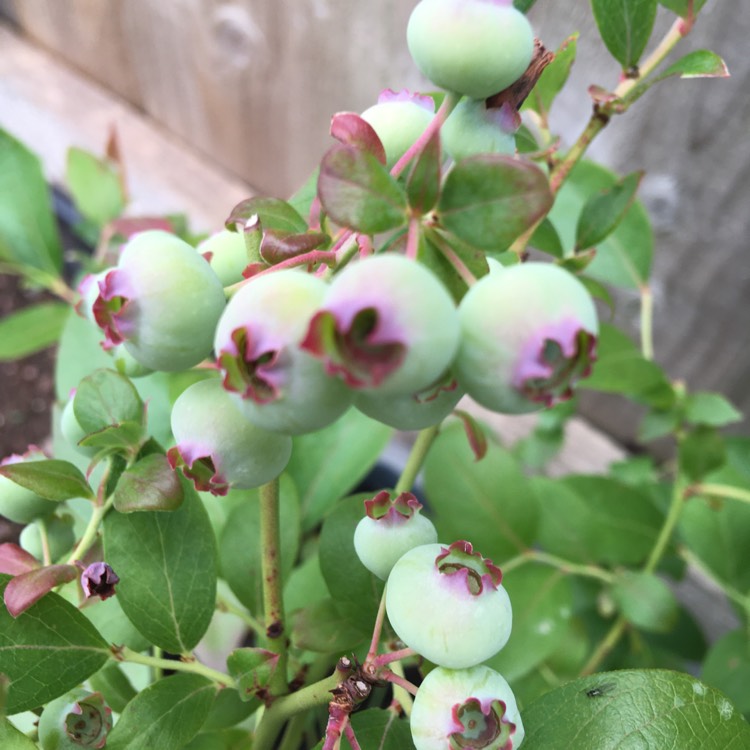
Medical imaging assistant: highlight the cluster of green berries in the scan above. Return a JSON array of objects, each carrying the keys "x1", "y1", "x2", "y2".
[{"x1": 354, "y1": 494, "x2": 523, "y2": 749}]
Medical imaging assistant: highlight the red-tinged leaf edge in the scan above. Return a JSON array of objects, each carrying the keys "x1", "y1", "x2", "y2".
[
  {"x1": 0, "y1": 543, "x2": 41, "y2": 575},
  {"x1": 452, "y1": 410, "x2": 489, "y2": 461},
  {"x1": 4, "y1": 564, "x2": 78, "y2": 617},
  {"x1": 330, "y1": 112, "x2": 387, "y2": 165},
  {"x1": 260, "y1": 230, "x2": 329, "y2": 265}
]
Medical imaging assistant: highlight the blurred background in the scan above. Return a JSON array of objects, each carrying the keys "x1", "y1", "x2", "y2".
[{"x1": 0, "y1": 0, "x2": 747, "y2": 457}]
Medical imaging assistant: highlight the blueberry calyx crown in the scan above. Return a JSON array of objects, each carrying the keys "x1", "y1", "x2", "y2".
[
  {"x1": 364, "y1": 490, "x2": 422, "y2": 522},
  {"x1": 449, "y1": 697, "x2": 515, "y2": 750},
  {"x1": 436, "y1": 541, "x2": 502, "y2": 596}
]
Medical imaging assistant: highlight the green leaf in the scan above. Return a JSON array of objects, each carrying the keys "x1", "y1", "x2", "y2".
[
  {"x1": 702, "y1": 630, "x2": 750, "y2": 717},
  {"x1": 591, "y1": 0, "x2": 658, "y2": 70},
  {"x1": 218, "y1": 476, "x2": 300, "y2": 615},
  {"x1": 349, "y1": 709, "x2": 415, "y2": 750},
  {"x1": 575, "y1": 171, "x2": 643, "y2": 250},
  {"x1": 66, "y1": 147, "x2": 126, "y2": 227},
  {"x1": 525, "y1": 34, "x2": 579, "y2": 117},
  {"x1": 684, "y1": 392, "x2": 742, "y2": 427},
  {"x1": 225, "y1": 196, "x2": 307, "y2": 234},
  {"x1": 113, "y1": 454, "x2": 184, "y2": 512},
  {"x1": 423, "y1": 422, "x2": 539, "y2": 562},
  {"x1": 680, "y1": 427, "x2": 726, "y2": 481},
  {"x1": 529, "y1": 218, "x2": 564, "y2": 258},
  {"x1": 610, "y1": 571, "x2": 678, "y2": 633},
  {"x1": 0, "y1": 303, "x2": 70, "y2": 361},
  {"x1": 227, "y1": 648, "x2": 279, "y2": 703},
  {"x1": 0, "y1": 575, "x2": 109, "y2": 714},
  {"x1": 406, "y1": 129, "x2": 441, "y2": 214},
  {"x1": 639, "y1": 408, "x2": 680, "y2": 442},
  {"x1": 88, "y1": 663, "x2": 138, "y2": 714},
  {"x1": 438, "y1": 154, "x2": 552, "y2": 251},
  {"x1": 283, "y1": 554, "x2": 328, "y2": 615},
  {"x1": 73, "y1": 368, "x2": 145, "y2": 436},
  {"x1": 106, "y1": 674, "x2": 216, "y2": 750},
  {"x1": 319, "y1": 495, "x2": 384, "y2": 631},
  {"x1": 659, "y1": 0, "x2": 708, "y2": 18},
  {"x1": 659, "y1": 49, "x2": 729, "y2": 80},
  {"x1": 582, "y1": 324, "x2": 674, "y2": 408},
  {"x1": 103, "y1": 482, "x2": 217, "y2": 653},
  {"x1": 532, "y1": 475, "x2": 662, "y2": 565},
  {"x1": 0, "y1": 129, "x2": 63, "y2": 275},
  {"x1": 290, "y1": 598, "x2": 366, "y2": 653},
  {"x1": 522, "y1": 669, "x2": 750, "y2": 749},
  {"x1": 549, "y1": 160, "x2": 653, "y2": 288},
  {"x1": 0, "y1": 459, "x2": 93, "y2": 501},
  {"x1": 317, "y1": 144, "x2": 408, "y2": 234},
  {"x1": 287, "y1": 408, "x2": 393, "y2": 531},
  {"x1": 0, "y1": 718, "x2": 38, "y2": 749},
  {"x1": 486, "y1": 567, "x2": 573, "y2": 682},
  {"x1": 513, "y1": 0, "x2": 537, "y2": 12}
]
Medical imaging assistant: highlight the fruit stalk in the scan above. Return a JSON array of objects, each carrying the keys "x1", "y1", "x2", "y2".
[{"x1": 395, "y1": 424, "x2": 441, "y2": 494}]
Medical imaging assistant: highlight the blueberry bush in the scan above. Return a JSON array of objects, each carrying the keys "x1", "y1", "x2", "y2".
[{"x1": 1, "y1": 1, "x2": 749, "y2": 748}]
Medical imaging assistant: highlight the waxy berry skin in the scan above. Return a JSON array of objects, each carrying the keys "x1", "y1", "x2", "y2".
[
  {"x1": 197, "y1": 229, "x2": 250, "y2": 286},
  {"x1": 410, "y1": 665, "x2": 524, "y2": 750},
  {"x1": 215, "y1": 270, "x2": 352, "y2": 436},
  {"x1": 168, "y1": 378, "x2": 292, "y2": 496},
  {"x1": 91, "y1": 230, "x2": 226, "y2": 372},
  {"x1": 361, "y1": 90, "x2": 435, "y2": 169},
  {"x1": 385, "y1": 541, "x2": 512, "y2": 669},
  {"x1": 20, "y1": 514, "x2": 75, "y2": 563},
  {"x1": 301, "y1": 254, "x2": 460, "y2": 397},
  {"x1": 442, "y1": 98, "x2": 517, "y2": 162},
  {"x1": 456, "y1": 262, "x2": 598, "y2": 414},
  {"x1": 353, "y1": 491, "x2": 438, "y2": 580},
  {"x1": 407, "y1": 0, "x2": 534, "y2": 99}
]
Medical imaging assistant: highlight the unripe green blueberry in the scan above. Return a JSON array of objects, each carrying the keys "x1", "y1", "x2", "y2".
[
  {"x1": 197, "y1": 229, "x2": 250, "y2": 286},
  {"x1": 442, "y1": 98, "x2": 516, "y2": 161},
  {"x1": 167, "y1": 377, "x2": 292, "y2": 496},
  {"x1": 215, "y1": 270, "x2": 352, "y2": 435},
  {"x1": 353, "y1": 491, "x2": 438, "y2": 580},
  {"x1": 60, "y1": 394, "x2": 98, "y2": 457},
  {"x1": 38, "y1": 689, "x2": 112, "y2": 750},
  {"x1": 407, "y1": 0, "x2": 534, "y2": 99},
  {"x1": 354, "y1": 372, "x2": 462, "y2": 430},
  {"x1": 386, "y1": 541, "x2": 512, "y2": 668},
  {"x1": 301, "y1": 254, "x2": 460, "y2": 397},
  {"x1": 411, "y1": 665, "x2": 524, "y2": 750},
  {"x1": 91, "y1": 230, "x2": 226, "y2": 371},
  {"x1": 456, "y1": 262, "x2": 598, "y2": 414},
  {"x1": 109, "y1": 343, "x2": 154, "y2": 378},
  {"x1": 20, "y1": 513, "x2": 76, "y2": 562},
  {"x1": 0, "y1": 448, "x2": 58, "y2": 524},
  {"x1": 361, "y1": 90, "x2": 435, "y2": 169}
]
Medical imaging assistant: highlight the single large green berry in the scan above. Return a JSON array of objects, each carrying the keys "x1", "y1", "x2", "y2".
[
  {"x1": 90, "y1": 230, "x2": 226, "y2": 371},
  {"x1": 301, "y1": 254, "x2": 460, "y2": 396},
  {"x1": 411, "y1": 665, "x2": 524, "y2": 750},
  {"x1": 0, "y1": 448, "x2": 58, "y2": 524},
  {"x1": 407, "y1": 0, "x2": 534, "y2": 99},
  {"x1": 38, "y1": 689, "x2": 112, "y2": 750},
  {"x1": 386, "y1": 541, "x2": 512, "y2": 668},
  {"x1": 442, "y1": 98, "x2": 516, "y2": 161},
  {"x1": 456, "y1": 262, "x2": 598, "y2": 414},
  {"x1": 20, "y1": 513, "x2": 76, "y2": 563},
  {"x1": 215, "y1": 269, "x2": 352, "y2": 435},
  {"x1": 353, "y1": 491, "x2": 438, "y2": 580},
  {"x1": 361, "y1": 89, "x2": 435, "y2": 169},
  {"x1": 167, "y1": 377, "x2": 292, "y2": 495}
]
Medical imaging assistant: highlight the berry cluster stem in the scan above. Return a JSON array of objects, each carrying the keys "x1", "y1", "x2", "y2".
[
  {"x1": 260, "y1": 477, "x2": 289, "y2": 697},
  {"x1": 395, "y1": 424, "x2": 440, "y2": 494}
]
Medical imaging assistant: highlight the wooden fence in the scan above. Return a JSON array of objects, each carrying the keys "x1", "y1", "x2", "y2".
[{"x1": 0, "y1": 0, "x2": 747, "y2": 446}]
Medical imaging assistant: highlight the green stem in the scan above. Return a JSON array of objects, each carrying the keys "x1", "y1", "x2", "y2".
[
  {"x1": 692, "y1": 483, "x2": 750, "y2": 506},
  {"x1": 66, "y1": 496, "x2": 115, "y2": 565},
  {"x1": 260, "y1": 477, "x2": 289, "y2": 696},
  {"x1": 501, "y1": 549, "x2": 614, "y2": 584},
  {"x1": 215, "y1": 593, "x2": 265, "y2": 635},
  {"x1": 116, "y1": 646, "x2": 236, "y2": 688},
  {"x1": 580, "y1": 616, "x2": 627, "y2": 676},
  {"x1": 278, "y1": 713, "x2": 308, "y2": 750},
  {"x1": 644, "y1": 478, "x2": 685, "y2": 574},
  {"x1": 679, "y1": 546, "x2": 750, "y2": 613},
  {"x1": 640, "y1": 284, "x2": 654, "y2": 361},
  {"x1": 38, "y1": 516, "x2": 52, "y2": 566},
  {"x1": 253, "y1": 671, "x2": 343, "y2": 750},
  {"x1": 395, "y1": 424, "x2": 440, "y2": 495},
  {"x1": 388, "y1": 659, "x2": 414, "y2": 717}
]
